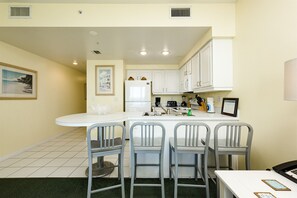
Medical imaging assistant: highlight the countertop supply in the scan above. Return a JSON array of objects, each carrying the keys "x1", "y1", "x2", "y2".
[{"x1": 56, "y1": 110, "x2": 238, "y2": 127}]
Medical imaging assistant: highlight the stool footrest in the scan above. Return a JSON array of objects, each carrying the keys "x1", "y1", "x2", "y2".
[
  {"x1": 134, "y1": 183, "x2": 162, "y2": 187},
  {"x1": 91, "y1": 184, "x2": 121, "y2": 194},
  {"x1": 178, "y1": 183, "x2": 206, "y2": 188}
]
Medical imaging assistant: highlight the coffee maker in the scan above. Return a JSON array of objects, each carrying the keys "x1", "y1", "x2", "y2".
[{"x1": 155, "y1": 97, "x2": 161, "y2": 107}]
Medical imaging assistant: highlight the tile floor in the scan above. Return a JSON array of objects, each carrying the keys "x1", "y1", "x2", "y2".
[{"x1": 0, "y1": 128, "x2": 131, "y2": 178}]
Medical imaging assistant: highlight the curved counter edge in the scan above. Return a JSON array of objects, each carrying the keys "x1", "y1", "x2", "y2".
[{"x1": 56, "y1": 111, "x2": 239, "y2": 127}]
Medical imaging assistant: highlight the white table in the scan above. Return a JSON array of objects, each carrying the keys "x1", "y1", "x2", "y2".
[{"x1": 215, "y1": 170, "x2": 297, "y2": 198}]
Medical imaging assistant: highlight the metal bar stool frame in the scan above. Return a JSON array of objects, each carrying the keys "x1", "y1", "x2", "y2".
[
  {"x1": 130, "y1": 122, "x2": 166, "y2": 198},
  {"x1": 211, "y1": 122, "x2": 253, "y2": 198},
  {"x1": 87, "y1": 122, "x2": 126, "y2": 198},
  {"x1": 169, "y1": 122, "x2": 211, "y2": 198}
]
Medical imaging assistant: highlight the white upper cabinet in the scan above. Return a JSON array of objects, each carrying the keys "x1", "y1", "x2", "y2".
[
  {"x1": 191, "y1": 52, "x2": 200, "y2": 90},
  {"x1": 179, "y1": 65, "x2": 186, "y2": 93},
  {"x1": 126, "y1": 70, "x2": 152, "y2": 80},
  {"x1": 152, "y1": 70, "x2": 179, "y2": 94},
  {"x1": 192, "y1": 39, "x2": 233, "y2": 93},
  {"x1": 179, "y1": 60, "x2": 193, "y2": 93}
]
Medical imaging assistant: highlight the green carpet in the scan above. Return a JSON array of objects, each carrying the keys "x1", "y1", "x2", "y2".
[{"x1": 0, "y1": 178, "x2": 216, "y2": 198}]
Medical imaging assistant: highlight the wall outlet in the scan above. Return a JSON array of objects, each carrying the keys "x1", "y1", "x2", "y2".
[{"x1": 216, "y1": 96, "x2": 222, "y2": 103}]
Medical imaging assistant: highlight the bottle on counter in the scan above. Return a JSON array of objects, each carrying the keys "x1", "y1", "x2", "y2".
[{"x1": 187, "y1": 108, "x2": 192, "y2": 116}]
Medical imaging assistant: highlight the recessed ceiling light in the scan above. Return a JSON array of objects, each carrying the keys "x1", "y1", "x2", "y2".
[
  {"x1": 73, "y1": 60, "x2": 78, "y2": 65},
  {"x1": 140, "y1": 51, "x2": 147, "y2": 56},
  {"x1": 89, "y1": 31, "x2": 98, "y2": 36},
  {"x1": 162, "y1": 50, "x2": 170, "y2": 56}
]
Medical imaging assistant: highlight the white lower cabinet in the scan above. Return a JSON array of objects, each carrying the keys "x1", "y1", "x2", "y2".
[
  {"x1": 152, "y1": 70, "x2": 179, "y2": 94},
  {"x1": 128, "y1": 120, "x2": 238, "y2": 178}
]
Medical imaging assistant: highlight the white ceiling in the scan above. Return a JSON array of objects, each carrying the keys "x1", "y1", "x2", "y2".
[
  {"x1": 0, "y1": 27, "x2": 210, "y2": 72},
  {"x1": 0, "y1": 0, "x2": 234, "y2": 72}
]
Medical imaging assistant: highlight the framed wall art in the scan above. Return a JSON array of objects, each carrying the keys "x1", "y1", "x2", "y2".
[
  {"x1": 95, "y1": 65, "x2": 114, "y2": 95},
  {"x1": 0, "y1": 62, "x2": 37, "y2": 99},
  {"x1": 221, "y1": 98, "x2": 239, "y2": 117}
]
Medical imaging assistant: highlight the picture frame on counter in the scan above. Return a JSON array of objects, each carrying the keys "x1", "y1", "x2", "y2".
[
  {"x1": 221, "y1": 98, "x2": 239, "y2": 117},
  {"x1": 0, "y1": 62, "x2": 37, "y2": 99},
  {"x1": 95, "y1": 65, "x2": 114, "y2": 95}
]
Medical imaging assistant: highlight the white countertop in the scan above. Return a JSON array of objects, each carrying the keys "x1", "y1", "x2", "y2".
[
  {"x1": 215, "y1": 170, "x2": 297, "y2": 198},
  {"x1": 56, "y1": 110, "x2": 238, "y2": 127}
]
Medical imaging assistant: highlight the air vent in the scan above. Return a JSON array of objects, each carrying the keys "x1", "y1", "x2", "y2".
[
  {"x1": 170, "y1": 7, "x2": 191, "y2": 18},
  {"x1": 9, "y1": 6, "x2": 31, "y2": 18},
  {"x1": 93, "y1": 50, "x2": 101, "y2": 54}
]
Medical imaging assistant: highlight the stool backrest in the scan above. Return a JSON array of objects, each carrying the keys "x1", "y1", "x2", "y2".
[
  {"x1": 214, "y1": 122, "x2": 253, "y2": 152},
  {"x1": 174, "y1": 122, "x2": 210, "y2": 151},
  {"x1": 87, "y1": 122, "x2": 126, "y2": 152},
  {"x1": 130, "y1": 122, "x2": 165, "y2": 148}
]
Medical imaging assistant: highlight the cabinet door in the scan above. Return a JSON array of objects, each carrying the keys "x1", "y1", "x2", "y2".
[
  {"x1": 186, "y1": 60, "x2": 192, "y2": 75},
  {"x1": 191, "y1": 52, "x2": 200, "y2": 89},
  {"x1": 179, "y1": 65, "x2": 186, "y2": 93},
  {"x1": 152, "y1": 71, "x2": 165, "y2": 93},
  {"x1": 200, "y1": 42, "x2": 213, "y2": 87},
  {"x1": 165, "y1": 70, "x2": 179, "y2": 93}
]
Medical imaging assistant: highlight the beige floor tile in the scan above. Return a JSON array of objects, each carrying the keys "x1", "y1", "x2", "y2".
[
  {"x1": 8, "y1": 167, "x2": 40, "y2": 178},
  {"x1": 29, "y1": 167, "x2": 59, "y2": 177},
  {"x1": 45, "y1": 158, "x2": 69, "y2": 167},
  {"x1": 58, "y1": 151, "x2": 79, "y2": 158},
  {"x1": 28, "y1": 152, "x2": 50, "y2": 158},
  {"x1": 42, "y1": 151, "x2": 65, "y2": 158},
  {"x1": 68, "y1": 166, "x2": 88, "y2": 178},
  {"x1": 10, "y1": 158, "x2": 37, "y2": 167},
  {"x1": 62, "y1": 158, "x2": 86, "y2": 167},
  {"x1": 0, "y1": 158, "x2": 21, "y2": 167},
  {"x1": 27, "y1": 158, "x2": 53, "y2": 167},
  {"x1": 48, "y1": 167, "x2": 77, "y2": 177},
  {"x1": 0, "y1": 167, "x2": 20, "y2": 177}
]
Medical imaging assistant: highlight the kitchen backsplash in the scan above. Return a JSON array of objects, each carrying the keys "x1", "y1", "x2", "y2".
[{"x1": 152, "y1": 91, "x2": 232, "y2": 109}]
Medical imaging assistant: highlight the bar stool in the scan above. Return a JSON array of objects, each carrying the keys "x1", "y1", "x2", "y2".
[
  {"x1": 130, "y1": 122, "x2": 166, "y2": 198},
  {"x1": 210, "y1": 122, "x2": 253, "y2": 197},
  {"x1": 87, "y1": 122, "x2": 126, "y2": 198},
  {"x1": 169, "y1": 122, "x2": 211, "y2": 198}
]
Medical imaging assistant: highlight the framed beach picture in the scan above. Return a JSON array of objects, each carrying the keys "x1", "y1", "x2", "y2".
[
  {"x1": 0, "y1": 62, "x2": 37, "y2": 99},
  {"x1": 95, "y1": 65, "x2": 114, "y2": 95}
]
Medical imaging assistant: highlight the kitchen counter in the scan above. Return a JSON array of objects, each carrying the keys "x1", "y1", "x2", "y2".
[
  {"x1": 56, "y1": 110, "x2": 239, "y2": 178},
  {"x1": 56, "y1": 110, "x2": 238, "y2": 127}
]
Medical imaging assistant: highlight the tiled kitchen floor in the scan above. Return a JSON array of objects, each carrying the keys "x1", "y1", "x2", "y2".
[{"x1": 0, "y1": 128, "x2": 131, "y2": 178}]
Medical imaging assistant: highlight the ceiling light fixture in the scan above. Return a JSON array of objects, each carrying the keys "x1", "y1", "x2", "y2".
[
  {"x1": 140, "y1": 51, "x2": 147, "y2": 56},
  {"x1": 89, "y1": 31, "x2": 98, "y2": 36},
  {"x1": 162, "y1": 50, "x2": 170, "y2": 56},
  {"x1": 73, "y1": 60, "x2": 78, "y2": 65}
]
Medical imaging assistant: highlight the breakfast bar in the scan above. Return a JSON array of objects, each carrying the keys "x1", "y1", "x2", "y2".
[{"x1": 56, "y1": 110, "x2": 239, "y2": 178}]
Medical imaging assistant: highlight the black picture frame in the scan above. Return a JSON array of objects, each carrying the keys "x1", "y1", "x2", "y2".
[{"x1": 221, "y1": 98, "x2": 239, "y2": 117}]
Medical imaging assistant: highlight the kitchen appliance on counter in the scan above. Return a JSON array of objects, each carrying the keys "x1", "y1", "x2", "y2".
[
  {"x1": 155, "y1": 97, "x2": 161, "y2": 107},
  {"x1": 166, "y1": 100, "x2": 177, "y2": 107},
  {"x1": 181, "y1": 95, "x2": 187, "y2": 107},
  {"x1": 206, "y1": 97, "x2": 215, "y2": 113}
]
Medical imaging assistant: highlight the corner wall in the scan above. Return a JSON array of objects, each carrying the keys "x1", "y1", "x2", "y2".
[{"x1": 0, "y1": 41, "x2": 86, "y2": 158}]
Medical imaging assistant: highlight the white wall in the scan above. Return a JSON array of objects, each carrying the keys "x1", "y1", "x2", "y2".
[
  {"x1": 87, "y1": 60, "x2": 124, "y2": 113},
  {"x1": 0, "y1": 41, "x2": 86, "y2": 158},
  {"x1": 233, "y1": 0, "x2": 297, "y2": 169}
]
